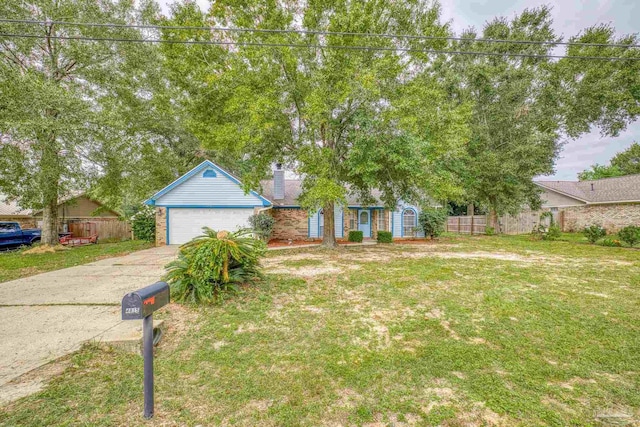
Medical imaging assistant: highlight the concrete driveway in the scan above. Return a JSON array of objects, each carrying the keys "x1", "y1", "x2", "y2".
[{"x1": 0, "y1": 245, "x2": 178, "y2": 402}]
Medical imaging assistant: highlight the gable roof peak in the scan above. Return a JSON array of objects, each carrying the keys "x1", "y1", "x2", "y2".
[{"x1": 144, "y1": 160, "x2": 272, "y2": 207}]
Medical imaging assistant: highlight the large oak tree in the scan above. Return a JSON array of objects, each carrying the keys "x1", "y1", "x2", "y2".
[
  {"x1": 0, "y1": 0, "x2": 213, "y2": 240},
  {"x1": 162, "y1": 0, "x2": 471, "y2": 246}
]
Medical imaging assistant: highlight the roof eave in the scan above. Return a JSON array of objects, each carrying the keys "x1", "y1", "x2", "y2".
[{"x1": 534, "y1": 182, "x2": 589, "y2": 203}]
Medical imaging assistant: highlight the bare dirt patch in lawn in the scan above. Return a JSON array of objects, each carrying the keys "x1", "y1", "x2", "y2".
[
  {"x1": 265, "y1": 244, "x2": 634, "y2": 282},
  {"x1": 0, "y1": 356, "x2": 72, "y2": 407}
]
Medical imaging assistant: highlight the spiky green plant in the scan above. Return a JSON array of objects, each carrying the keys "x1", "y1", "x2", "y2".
[{"x1": 164, "y1": 228, "x2": 266, "y2": 304}]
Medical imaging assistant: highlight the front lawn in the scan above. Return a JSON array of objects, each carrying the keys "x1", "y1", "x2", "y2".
[
  {"x1": 1, "y1": 235, "x2": 639, "y2": 426},
  {"x1": 0, "y1": 240, "x2": 153, "y2": 283}
]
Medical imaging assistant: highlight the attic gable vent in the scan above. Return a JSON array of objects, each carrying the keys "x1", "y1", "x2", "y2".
[{"x1": 203, "y1": 170, "x2": 217, "y2": 178}]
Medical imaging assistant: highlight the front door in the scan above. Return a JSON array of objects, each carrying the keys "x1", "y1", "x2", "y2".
[{"x1": 358, "y1": 210, "x2": 370, "y2": 238}]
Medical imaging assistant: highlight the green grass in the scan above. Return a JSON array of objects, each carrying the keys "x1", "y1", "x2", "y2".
[
  {"x1": 0, "y1": 240, "x2": 153, "y2": 283},
  {"x1": 1, "y1": 234, "x2": 639, "y2": 426}
]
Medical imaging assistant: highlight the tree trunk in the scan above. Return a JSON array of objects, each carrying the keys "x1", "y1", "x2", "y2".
[
  {"x1": 321, "y1": 201, "x2": 338, "y2": 248},
  {"x1": 41, "y1": 197, "x2": 59, "y2": 245},
  {"x1": 489, "y1": 209, "x2": 500, "y2": 234},
  {"x1": 39, "y1": 129, "x2": 61, "y2": 246}
]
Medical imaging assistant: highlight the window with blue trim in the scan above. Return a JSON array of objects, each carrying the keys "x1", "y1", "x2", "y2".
[
  {"x1": 203, "y1": 170, "x2": 217, "y2": 178},
  {"x1": 403, "y1": 209, "x2": 417, "y2": 237},
  {"x1": 349, "y1": 210, "x2": 357, "y2": 230},
  {"x1": 377, "y1": 210, "x2": 387, "y2": 231}
]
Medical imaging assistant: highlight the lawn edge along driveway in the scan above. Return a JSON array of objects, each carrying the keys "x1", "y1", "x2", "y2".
[{"x1": 0, "y1": 240, "x2": 153, "y2": 283}]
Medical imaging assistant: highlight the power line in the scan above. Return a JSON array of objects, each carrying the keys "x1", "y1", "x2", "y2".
[
  {"x1": 2, "y1": 32, "x2": 639, "y2": 61},
  {"x1": 1, "y1": 18, "x2": 639, "y2": 49}
]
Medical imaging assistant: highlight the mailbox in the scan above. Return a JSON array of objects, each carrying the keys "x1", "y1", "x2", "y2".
[
  {"x1": 122, "y1": 281, "x2": 170, "y2": 419},
  {"x1": 122, "y1": 281, "x2": 170, "y2": 320}
]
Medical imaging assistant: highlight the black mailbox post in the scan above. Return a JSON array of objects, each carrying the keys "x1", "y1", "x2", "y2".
[{"x1": 122, "y1": 281, "x2": 170, "y2": 419}]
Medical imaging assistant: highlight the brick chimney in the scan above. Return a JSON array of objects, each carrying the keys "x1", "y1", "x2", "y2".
[{"x1": 273, "y1": 163, "x2": 285, "y2": 200}]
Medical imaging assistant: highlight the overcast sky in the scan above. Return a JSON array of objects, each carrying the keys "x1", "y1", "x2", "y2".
[{"x1": 158, "y1": 0, "x2": 639, "y2": 180}]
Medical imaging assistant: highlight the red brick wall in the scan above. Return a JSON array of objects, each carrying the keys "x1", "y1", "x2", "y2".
[
  {"x1": 562, "y1": 203, "x2": 640, "y2": 233},
  {"x1": 270, "y1": 208, "x2": 309, "y2": 240}
]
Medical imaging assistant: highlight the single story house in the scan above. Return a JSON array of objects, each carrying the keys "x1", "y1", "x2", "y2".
[
  {"x1": 145, "y1": 160, "x2": 424, "y2": 245},
  {"x1": 0, "y1": 198, "x2": 35, "y2": 229},
  {"x1": 0, "y1": 194, "x2": 121, "y2": 234},
  {"x1": 535, "y1": 174, "x2": 640, "y2": 232}
]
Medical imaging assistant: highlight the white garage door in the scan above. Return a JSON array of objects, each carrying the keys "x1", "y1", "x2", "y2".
[{"x1": 168, "y1": 208, "x2": 254, "y2": 245}]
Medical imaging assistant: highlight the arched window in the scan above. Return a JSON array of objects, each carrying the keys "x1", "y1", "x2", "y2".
[
  {"x1": 359, "y1": 211, "x2": 368, "y2": 224},
  {"x1": 402, "y1": 208, "x2": 417, "y2": 237}
]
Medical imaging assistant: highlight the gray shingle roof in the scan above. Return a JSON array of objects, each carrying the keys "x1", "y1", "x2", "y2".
[
  {"x1": 0, "y1": 196, "x2": 32, "y2": 216},
  {"x1": 260, "y1": 179, "x2": 385, "y2": 207},
  {"x1": 535, "y1": 174, "x2": 640, "y2": 204}
]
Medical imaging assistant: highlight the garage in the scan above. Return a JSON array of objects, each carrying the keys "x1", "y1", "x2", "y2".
[
  {"x1": 144, "y1": 160, "x2": 272, "y2": 246},
  {"x1": 168, "y1": 208, "x2": 254, "y2": 245}
]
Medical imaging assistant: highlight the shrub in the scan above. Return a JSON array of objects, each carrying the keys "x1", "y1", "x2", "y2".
[
  {"x1": 543, "y1": 224, "x2": 562, "y2": 241},
  {"x1": 485, "y1": 226, "x2": 495, "y2": 236},
  {"x1": 531, "y1": 212, "x2": 561, "y2": 241},
  {"x1": 600, "y1": 238, "x2": 622, "y2": 247},
  {"x1": 583, "y1": 224, "x2": 607, "y2": 244},
  {"x1": 348, "y1": 230, "x2": 364, "y2": 243},
  {"x1": 248, "y1": 212, "x2": 275, "y2": 241},
  {"x1": 377, "y1": 230, "x2": 392, "y2": 243},
  {"x1": 164, "y1": 228, "x2": 266, "y2": 304},
  {"x1": 417, "y1": 208, "x2": 447, "y2": 239},
  {"x1": 131, "y1": 206, "x2": 156, "y2": 241},
  {"x1": 618, "y1": 225, "x2": 640, "y2": 247}
]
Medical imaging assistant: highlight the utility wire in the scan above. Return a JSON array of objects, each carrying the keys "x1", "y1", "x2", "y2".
[
  {"x1": 2, "y1": 32, "x2": 639, "y2": 61},
  {"x1": 1, "y1": 18, "x2": 639, "y2": 49}
]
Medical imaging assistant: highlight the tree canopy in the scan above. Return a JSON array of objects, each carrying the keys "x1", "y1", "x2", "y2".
[
  {"x1": 578, "y1": 164, "x2": 625, "y2": 181},
  {"x1": 0, "y1": 0, "x2": 163, "y2": 242},
  {"x1": 162, "y1": 0, "x2": 471, "y2": 245},
  {"x1": 579, "y1": 142, "x2": 640, "y2": 180},
  {"x1": 611, "y1": 142, "x2": 640, "y2": 175},
  {"x1": 2, "y1": 0, "x2": 640, "y2": 243},
  {"x1": 438, "y1": 7, "x2": 562, "y2": 220}
]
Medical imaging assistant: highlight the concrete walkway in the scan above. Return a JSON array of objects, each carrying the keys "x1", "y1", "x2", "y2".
[{"x1": 0, "y1": 245, "x2": 178, "y2": 402}]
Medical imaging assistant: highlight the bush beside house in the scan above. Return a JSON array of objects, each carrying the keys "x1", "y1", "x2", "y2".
[
  {"x1": 131, "y1": 206, "x2": 156, "y2": 241},
  {"x1": 348, "y1": 230, "x2": 364, "y2": 243},
  {"x1": 583, "y1": 224, "x2": 607, "y2": 244},
  {"x1": 248, "y1": 212, "x2": 275, "y2": 241},
  {"x1": 418, "y1": 208, "x2": 447, "y2": 239},
  {"x1": 377, "y1": 231, "x2": 392, "y2": 243},
  {"x1": 618, "y1": 225, "x2": 640, "y2": 247}
]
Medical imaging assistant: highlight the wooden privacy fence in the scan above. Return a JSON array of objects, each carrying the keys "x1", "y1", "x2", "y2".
[
  {"x1": 447, "y1": 211, "x2": 544, "y2": 235},
  {"x1": 446, "y1": 215, "x2": 487, "y2": 234},
  {"x1": 69, "y1": 220, "x2": 132, "y2": 241}
]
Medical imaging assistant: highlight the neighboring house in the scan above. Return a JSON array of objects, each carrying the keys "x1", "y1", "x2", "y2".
[
  {"x1": 535, "y1": 174, "x2": 640, "y2": 232},
  {"x1": 31, "y1": 195, "x2": 120, "y2": 232},
  {"x1": 0, "y1": 194, "x2": 121, "y2": 233},
  {"x1": 145, "y1": 160, "x2": 424, "y2": 245},
  {"x1": 0, "y1": 197, "x2": 36, "y2": 229}
]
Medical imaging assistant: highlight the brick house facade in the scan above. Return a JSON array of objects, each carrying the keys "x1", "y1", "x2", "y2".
[
  {"x1": 267, "y1": 207, "x2": 395, "y2": 242},
  {"x1": 146, "y1": 161, "x2": 426, "y2": 245},
  {"x1": 155, "y1": 207, "x2": 167, "y2": 245},
  {"x1": 536, "y1": 175, "x2": 640, "y2": 233},
  {"x1": 270, "y1": 208, "x2": 309, "y2": 240},
  {"x1": 562, "y1": 203, "x2": 640, "y2": 233}
]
